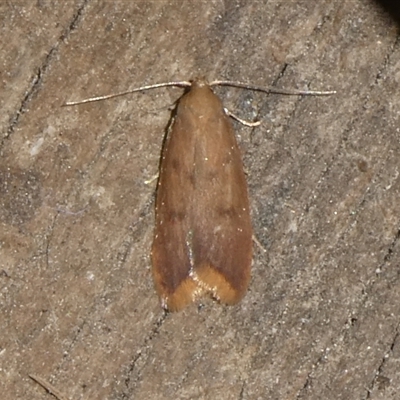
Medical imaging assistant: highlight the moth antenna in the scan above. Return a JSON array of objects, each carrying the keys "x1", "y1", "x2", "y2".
[
  {"x1": 210, "y1": 80, "x2": 336, "y2": 96},
  {"x1": 63, "y1": 81, "x2": 192, "y2": 106}
]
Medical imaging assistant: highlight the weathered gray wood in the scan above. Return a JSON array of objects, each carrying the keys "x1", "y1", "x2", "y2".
[{"x1": 1, "y1": 1, "x2": 399, "y2": 399}]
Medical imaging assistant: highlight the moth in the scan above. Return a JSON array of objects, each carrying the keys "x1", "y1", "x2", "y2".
[
  {"x1": 151, "y1": 78, "x2": 253, "y2": 311},
  {"x1": 65, "y1": 77, "x2": 335, "y2": 311}
]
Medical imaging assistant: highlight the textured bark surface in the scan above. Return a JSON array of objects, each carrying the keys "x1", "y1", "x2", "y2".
[{"x1": 1, "y1": 1, "x2": 399, "y2": 399}]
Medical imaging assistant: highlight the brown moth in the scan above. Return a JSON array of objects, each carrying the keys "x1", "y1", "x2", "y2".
[
  {"x1": 151, "y1": 78, "x2": 253, "y2": 311},
  {"x1": 65, "y1": 77, "x2": 335, "y2": 312}
]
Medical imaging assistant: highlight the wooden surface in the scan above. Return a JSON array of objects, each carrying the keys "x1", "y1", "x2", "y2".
[{"x1": 1, "y1": 1, "x2": 400, "y2": 399}]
